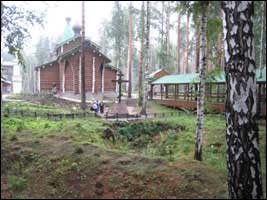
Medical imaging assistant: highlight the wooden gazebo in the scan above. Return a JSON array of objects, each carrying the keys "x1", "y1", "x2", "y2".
[{"x1": 150, "y1": 68, "x2": 266, "y2": 116}]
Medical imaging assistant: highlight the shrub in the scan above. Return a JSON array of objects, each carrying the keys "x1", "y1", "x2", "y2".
[
  {"x1": 75, "y1": 147, "x2": 84, "y2": 154},
  {"x1": 70, "y1": 162, "x2": 80, "y2": 172},
  {"x1": 10, "y1": 135, "x2": 18, "y2": 141},
  {"x1": 7, "y1": 175, "x2": 27, "y2": 190},
  {"x1": 44, "y1": 123, "x2": 51, "y2": 129}
]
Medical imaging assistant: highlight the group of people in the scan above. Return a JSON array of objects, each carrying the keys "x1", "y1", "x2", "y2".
[{"x1": 91, "y1": 100, "x2": 104, "y2": 114}]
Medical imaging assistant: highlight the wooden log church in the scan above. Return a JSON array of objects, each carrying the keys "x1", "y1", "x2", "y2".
[{"x1": 35, "y1": 18, "x2": 117, "y2": 95}]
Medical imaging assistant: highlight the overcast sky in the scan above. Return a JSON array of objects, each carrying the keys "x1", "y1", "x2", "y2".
[{"x1": 3, "y1": 1, "x2": 186, "y2": 55}]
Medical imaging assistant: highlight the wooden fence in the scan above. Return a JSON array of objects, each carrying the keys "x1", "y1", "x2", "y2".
[
  {"x1": 2, "y1": 107, "x2": 184, "y2": 121},
  {"x1": 104, "y1": 111, "x2": 182, "y2": 120},
  {"x1": 2, "y1": 107, "x2": 96, "y2": 120}
]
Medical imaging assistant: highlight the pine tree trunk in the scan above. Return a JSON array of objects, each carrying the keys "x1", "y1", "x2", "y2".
[
  {"x1": 127, "y1": 2, "x2": 132, "y2": 98},
  {"x1": 185, "y1": 12, "x2": 190, "y2": 73},
  {"x1": 217, "y1": 31, "x2": 223, "y2": 68},
  {"x1": 160, "y1": 1, "x2": 165, "y2": 68},
  {"x1": 176, "y1": 10, "x2": 180, "y2": 73},
  {"x1": 138, "y1": 1, "x2": 145, "y2": 107},
  {"x1": 259, "y1": 1, "x2": 265, "y2": 78},
  {"x1": 218, "y1": 9, "x2": 224, "y2": 69},
  {"x1": 194, "y1": 3, "x2": 208, "y2": 161},
  {"x1": 141, "y1": 1, "x2": 150, "y2": 115},
  {"x1": 80, "y1": 1, "x2": 86, "y2": 109},
  {"x1": 166, "y1": 1, "x2": 170, "y2": 68},
  {"x1": 206, "y1": 40, "x2": 211, "y2": 71},
  {"x1": 195, "y1": 29, "x2": 200, "y2": 73},
  {"x1": 222, "y1": 2, "x2": 263, "y2": 199}
]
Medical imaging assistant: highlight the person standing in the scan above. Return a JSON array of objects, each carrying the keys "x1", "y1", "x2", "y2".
[{"x1": 100, "y1": 101, "x2": 104, "y2": 114}]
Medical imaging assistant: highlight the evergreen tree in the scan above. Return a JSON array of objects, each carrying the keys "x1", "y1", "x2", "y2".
[{"x1": 138, "y1": 1, "x2": 145, "y2": 107}]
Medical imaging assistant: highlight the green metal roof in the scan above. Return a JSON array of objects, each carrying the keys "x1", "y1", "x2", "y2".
[
  {"x1": 152, "y1": 73, "x2": 200, "y2": 85},
  {"x1": 152, "y1": 67, "x2": 266, "y2": 85},
  {"x1": 60, "y1": 22, "x2": 74, "y2": 43}
]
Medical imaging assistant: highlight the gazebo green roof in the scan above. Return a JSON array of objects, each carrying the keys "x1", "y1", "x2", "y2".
[
  {"x1": 152, "y1": 73, "x2": 200, "y2": 85},
  {"x1": 151, "y1": 67, "x2": 266, "y2": 85}
]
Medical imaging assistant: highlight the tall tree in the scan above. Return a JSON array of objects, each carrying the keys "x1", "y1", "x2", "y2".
[
  {"x1": 166, "y1": 1, "x2": 170, "y2": 68},
  {"x1": 1, "y1": 2, "x2": 44, "y2": 67},
  {"x1": 110, "y1": 2, "x2": 125, "y2": 71},
  {"x1": 1, "y1": 1, "x2": 44, "y2": 102},
  {"x1": 35, "y1": 36, "x2": 51, "y2": 65},
  {"x1": 253, "y1": 1, "x2": 266, "y2": 69},
  {"x1": 176, "y1": 5, "x2": 181, "y2": 73},
  {"x1": 80, "y1": 1, "x2": 86, "y2": 110},
  {"x1": 138, "y1": 1, "x2": 145, "y2": 107},
  {"x1": 185, "y1": 11, "x2": 190, "y2": 73},
  {"x1": 127, "y1": 2, "x2": 133, "y2": 98},
  {"x1": 194, "y1": 1, "x2": 209, "y2": 161},
  {"x1": 259, "y1": 1, "x2": 266, "y2": 78},
  {"x1": 160, "y1": 1, "x2": 165, "y2": 68},
  {"x1": 141, "y1": 1, "x2": 150, "y2": 115},
  {"x1": 194, "y1": 29, "x2": 200, "y2": 73},
  {"x1": 222, "y1": 1, "x2": 263, "y2": 198},
  {"x1": 98, "y1": 20, "x2": 112, "y2": 57}
]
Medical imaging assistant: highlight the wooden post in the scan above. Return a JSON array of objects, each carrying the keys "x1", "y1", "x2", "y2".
[
  {"x1": 217, "y1": 84, "x2": 220, "y2": 103},
  {"x1": 257, "y1": 83, "x2": 261, "y2": 117},
  {"x1": 177, "y1": 84, "x2": 179, "y2": 100},
  {"x1": 211, "y1": 84, "x2": 213, "y2": 102},
  {"x1": 165, "y1": 85, "x2": 168, "y2": 99},
  {"x1": 175, "y1": 84, "x2": 177, "y2": 100},
  {"x1": 195, "y1": 84, "x2": 198, "y2": 101},
  {"x1": 184, "y1": 84, "x2": 186, "y2": 100},
  {"x1": 160, "y1": 84, "x2": 163, "y2": 100},
  {"x1": 190, "y1": 83, "x2": 193, "y2": 101},
  {"x1": 150, "y1": 84, "x2": 153, "y2": 100},
  {"x1": 188, "y1": 83, "x2": 190, "y2": 101}
]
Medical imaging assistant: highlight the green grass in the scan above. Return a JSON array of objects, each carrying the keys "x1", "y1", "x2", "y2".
[
  {"x1": 1, "y1": 100, "x2": 266, "y2": 198},
  {"x1": 2, "y1": 101, "x2": 86, "y2": 114}
]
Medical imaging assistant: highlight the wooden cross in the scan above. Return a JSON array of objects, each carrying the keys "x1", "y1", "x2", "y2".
[{"x1": 112, "y1": 71, "x2": 128, "y2": 103}]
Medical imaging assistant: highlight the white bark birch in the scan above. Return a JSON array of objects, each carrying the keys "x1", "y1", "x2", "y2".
[
  {"x1": 194, "y1": 3, "x2": 208, "y2": 161},
  {"x1": 222, "y1": 1, "x2": 263, "y2": 199}
]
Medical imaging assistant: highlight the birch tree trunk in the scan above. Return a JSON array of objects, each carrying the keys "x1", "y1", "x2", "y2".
[
  {"x1": 194, "y1": 2, "x2": 208, "y2": 161},
  {"x1": 185, "y1": 12, "x2": 190, "y2": 73},
  {"x1": 141, "y1": 1, "x2": 150, "y2": 115},
  {"x1": 259, "y1": 1, "x2": 265, "y2": 78},
  {"x1": 127, "y1": 2, "x2": 132, "y2": 98},
  {"x1": 138, "y1": 1, "x2": 145, "y2": 107},
  {"x1": 176, "y1": 10, "x2": 181, "y2": 73},
  {"x1": 222, "y1": 1, "x2": 263, "y2": 199}
]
